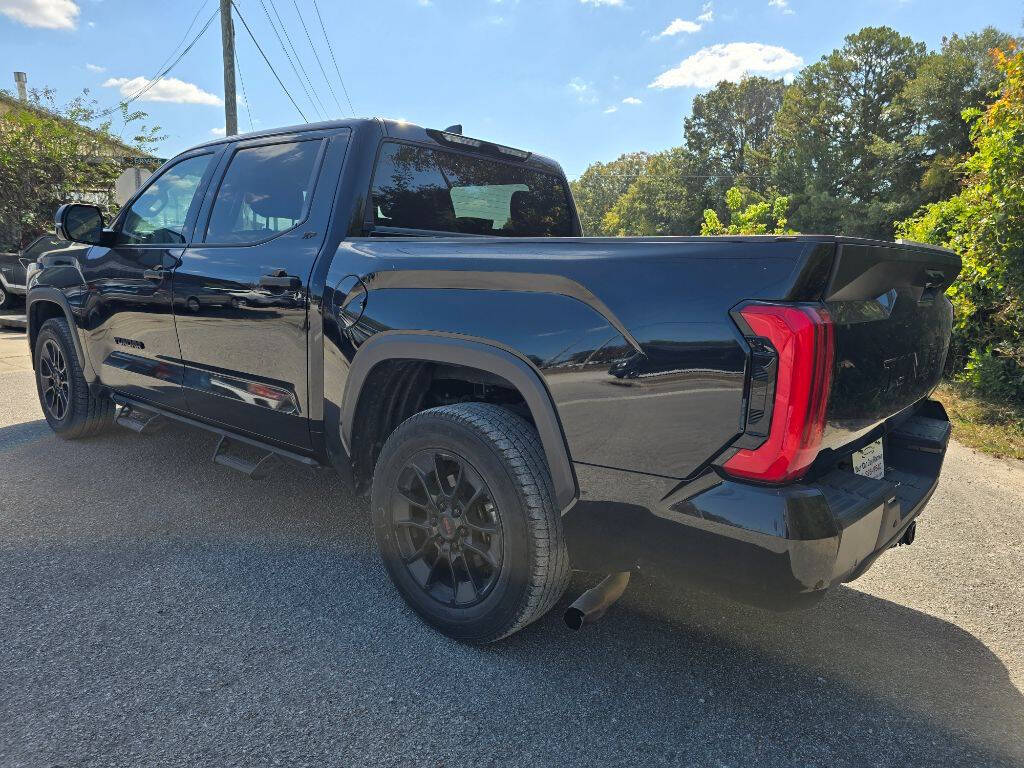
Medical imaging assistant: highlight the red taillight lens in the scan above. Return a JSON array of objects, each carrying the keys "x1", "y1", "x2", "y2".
[{"x1": 723, "y1": 304, "x2": 834, "y2": 484}]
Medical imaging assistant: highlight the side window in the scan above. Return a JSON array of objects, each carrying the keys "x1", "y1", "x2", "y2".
[
  {"x1": 119, "y1": 154, "x2": 212, "y2": 245},
  {"x1": 204, "y1": 139, "x2": 322, "y2": 244},
  {"x1": 22, "y1": 236, "x2": 61, "y2": 258}
]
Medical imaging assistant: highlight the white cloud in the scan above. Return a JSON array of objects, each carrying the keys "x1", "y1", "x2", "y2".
[
  {"x1": 649, "y1": 42, "x2": 803, "y2": 89},
  {"x1": 85, "y1": 63, "x2": 105, "y2": 72},
  {"x1": 210, "y1": 127, "x2": 226, "y2": 137},
  {"x1": 603, "y1": 105, "x2": 618, "y2": 114},
  {"x1": 0, "y1": 0, "x2": 79, "y2": 29},
  {"x1": 654, "y1": 3, "x2": 713, "y2": 40},
  {"x1": 658, "y1": 18, "x2": 701, "y2": 36},
  {"x1": 102, "y1": 76, "x2": 222, "y2": 105},
  {"x1": 768, "y1": 0, "x2": 794, "y2": 14},
  {"x1": 580, "y1": 0, "x2": 623, "y2": 6},
  {"x1": 567, "y1": 77, "x2": 598, "y2": 104},
  {"x1": 622, "y1": 96, "x2": 642, "y2": 105}
]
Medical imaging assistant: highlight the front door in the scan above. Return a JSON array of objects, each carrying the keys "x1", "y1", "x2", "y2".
[
  {"x1": 173, "y1": 129, "x2": 349, "y2": 448},
  {"x1": 83, "y1": 151, "x2": 218, "y2": 411}
]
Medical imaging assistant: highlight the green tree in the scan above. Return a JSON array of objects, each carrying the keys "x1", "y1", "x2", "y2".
[
  {"x1": 898, "y1": 46, "x2": 1024, "y2": 398},
  {"x1": 684, "y1": 76, "x2": 786, "y2": 208},
  {"x1": 775, "y1": 26, "x2": 927, "y2": 238},
  {"x1": 700, "y1": 186, "x2": 794, "y2": 235},
  {"x1": 601, "y1": 148, "x2": 705, "y2": 235},
  {"x1": 569, "y1": 152, "x2": 649, "y2": 235},
  {"x1": 573, "y1": 76, "x2": 785, "y2": 237},
  {"x1": 902, "y1": 27, "x2": 1019, "y2": 200},
  {"x1": 0, "y1": 87, "x2": 161, "y2": 250}
]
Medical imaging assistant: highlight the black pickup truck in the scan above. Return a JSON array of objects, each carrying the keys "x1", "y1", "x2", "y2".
[{"x1": 28, "y1": 118, "x2": 960, "y2": 642}]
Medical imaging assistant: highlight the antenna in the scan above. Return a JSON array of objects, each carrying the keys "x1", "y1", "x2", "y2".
[{"x1": 444, "y1": 124, "x2": 463, "y2": 135}]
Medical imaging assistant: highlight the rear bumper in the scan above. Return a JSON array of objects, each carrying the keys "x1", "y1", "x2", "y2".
[{"x1": 566, "y1": 400, "x2": 951, "y2": 610}]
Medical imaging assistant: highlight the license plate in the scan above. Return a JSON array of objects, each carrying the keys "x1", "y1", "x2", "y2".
[{"x1": 852, "y1": 439, "x2": 885, "y2": 480}]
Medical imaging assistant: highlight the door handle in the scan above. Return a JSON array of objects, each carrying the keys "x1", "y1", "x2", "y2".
[{"x1": 143, "y1": 267, "x2": 166, "y2": 281}]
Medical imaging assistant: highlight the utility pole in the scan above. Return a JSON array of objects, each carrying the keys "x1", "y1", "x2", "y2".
[{"x1": 220, "y1": 0, "x2": 238, "y2": 136}]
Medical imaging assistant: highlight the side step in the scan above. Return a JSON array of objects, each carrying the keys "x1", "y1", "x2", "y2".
[
  {"x1": 212, "y1": 435, "x2": 280, "y2": 479},
  {"x1": 115, "y1": 406, "x2": 165, "y2": 434},
  {"x1": 109, "y1": 394, "x2": 320, "y2": 480}
]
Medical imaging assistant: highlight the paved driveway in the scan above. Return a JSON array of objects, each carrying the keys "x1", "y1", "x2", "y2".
[{"x1": 1, "y1": 327, "x2": 1022, "y2": 767}]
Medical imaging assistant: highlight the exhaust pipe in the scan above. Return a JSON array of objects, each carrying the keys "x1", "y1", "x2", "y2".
[{"x1": 563, "y1": 571, "x2": 631, "y2": 630}]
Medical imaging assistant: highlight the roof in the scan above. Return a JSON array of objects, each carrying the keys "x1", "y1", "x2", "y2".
[{"x1": 188, "y1": 117, "x2": 567, "y2": 176}]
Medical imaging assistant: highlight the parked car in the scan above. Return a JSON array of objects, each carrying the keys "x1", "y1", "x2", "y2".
[
  {"x1": 0, "y1": 235, "x2": 67, "y2": 310},
  {"x1": 27, "y1": 118, "x2": 960, "y2": 642}
]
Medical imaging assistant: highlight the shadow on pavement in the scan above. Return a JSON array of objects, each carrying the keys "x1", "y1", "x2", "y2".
[
  {"x1": 1, "y1": 420, "x2": 1022, "y2": 767},
  {"x1": 0, "y1": 418, "x2": 49, "y2": 451}
]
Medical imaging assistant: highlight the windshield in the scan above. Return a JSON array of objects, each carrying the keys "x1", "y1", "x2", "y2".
[{"x1": 371, "y1": 142, "x2": 575, "y2": 237}]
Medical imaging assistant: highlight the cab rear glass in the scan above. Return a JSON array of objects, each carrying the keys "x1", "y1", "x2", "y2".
[{"x1": 370, "y1": 142, "x2": 574, "y2": 237}]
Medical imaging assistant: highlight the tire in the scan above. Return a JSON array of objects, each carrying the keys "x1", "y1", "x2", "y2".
[
  {"x1": 0, "y1": 283, "x2": 13, "y2": 310},
  {"x1": 34, "y1": 317, "x2": 115, "y2": 439},
  {"x1": 371, "y1": 403, "x2": 571, "y2": 643}
]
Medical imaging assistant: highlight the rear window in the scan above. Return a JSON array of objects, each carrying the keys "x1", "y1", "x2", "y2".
[{"x1": 370, "y1": 142, "x2": 574, "y2": 237}]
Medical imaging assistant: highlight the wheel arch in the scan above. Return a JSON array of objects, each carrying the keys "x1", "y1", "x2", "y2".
[
  {"x1": 26, "y1": 289, "x2": 96, "y2": 382},
  {"x1": 342, "y1": 331, "x2": 578, "y2": 512}
]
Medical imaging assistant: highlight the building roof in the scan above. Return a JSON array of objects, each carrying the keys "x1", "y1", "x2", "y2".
[{"x1": 0, "y1": 90, "x2": 161, "y2": 165}]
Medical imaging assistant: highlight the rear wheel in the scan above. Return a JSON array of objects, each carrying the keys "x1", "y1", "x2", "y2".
[
  {"x1": 34, "y1": 318, "x2": 115, "y2": 439},
  {"x1": 371, "y1": 403, "x2": 571, "y2": 643},
  {"x1": 0, "y1": 284, "x2": 14, "y2": 310}
]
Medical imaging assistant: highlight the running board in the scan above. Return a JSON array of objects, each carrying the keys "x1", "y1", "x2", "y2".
[
  {"x1": 212, "y1": 435, "x2": 280, "y2": 479},
  {"x1": 115, "y1": 406, "x2": 165, "y2": 434},
  {"x1": 109, "y1": 394, "x2": 320, "y2": 478}
]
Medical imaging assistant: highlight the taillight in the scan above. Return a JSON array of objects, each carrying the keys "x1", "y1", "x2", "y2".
[{"x1": 723, "y1": 304, "x2": 834, "y2": 484}]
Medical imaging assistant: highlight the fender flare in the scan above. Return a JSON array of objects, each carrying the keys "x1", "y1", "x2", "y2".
[
  {"x1": 341, "y1": 331, "x2": 578, "y2": 511},
  {"x1": 26, "y1": 287, "x2": 97, "y2": 382}
]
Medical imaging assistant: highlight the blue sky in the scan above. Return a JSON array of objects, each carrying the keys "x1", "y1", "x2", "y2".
[{"x1": 1, "y1": 0, "x2": 1022, "y2": 177}]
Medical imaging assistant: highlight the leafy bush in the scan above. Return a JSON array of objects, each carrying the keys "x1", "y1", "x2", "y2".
[
  {"x1": 897, "y1": 45, "x2": 1024, "y2": 401},
  {"x1": 700, "y1": 186, "x2": 794, "y2": 236}
]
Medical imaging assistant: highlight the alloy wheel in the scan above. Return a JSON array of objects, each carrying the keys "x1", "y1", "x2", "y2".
[
  {"x1": 39, "y1": 338, "x2": 70, "y2": 420},
  {"x1": 390, "y1": 450, "x2": 503, "y2": 607}
]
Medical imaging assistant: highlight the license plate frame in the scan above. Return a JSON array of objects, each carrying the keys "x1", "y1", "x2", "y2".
[{"x1": 852, "y1": 438, "x2": 885, "y2": 480}]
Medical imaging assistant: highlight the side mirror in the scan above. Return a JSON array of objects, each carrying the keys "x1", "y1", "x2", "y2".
[{"x1": 55, "y1": 203, "x2": 105, "y2": 245}]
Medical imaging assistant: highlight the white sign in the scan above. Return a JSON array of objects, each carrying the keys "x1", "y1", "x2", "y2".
[{"x1": 852, "y1": 439, "x2": 885, "y2": 480}]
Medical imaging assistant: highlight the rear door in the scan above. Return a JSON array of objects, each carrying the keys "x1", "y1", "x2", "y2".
[{"x1": 173, "y1": 127, "x2": 351, "y2": 448}]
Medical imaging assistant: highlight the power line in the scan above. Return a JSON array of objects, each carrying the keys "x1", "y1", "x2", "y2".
[
  {"x1": 152, "y1": 0, "x2": 213, "y2": 83},
  {"x1": 268, "y1": 0, "x2": 330, "y2": 119},
  {"x1": 232, "y1": 0, "x2": 309, "y2": 122},
  {"x1": 232, "y1": 22, "x2": 255, "y2": 132},
  {"x1": 311, "y1": 0, "x2": 355, "y2": 116},
  {"x1": 95, "y1": 6, "x2": 219, "y2": 119},
  {"x1": 292, "y1": 0, "x2": 343, "y2": 116},
  {"x1": 257, "y1": 0, "x2": 324, "y2": 120}
]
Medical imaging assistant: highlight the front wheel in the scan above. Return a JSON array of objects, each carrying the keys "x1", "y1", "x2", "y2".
[
  {"x1": 371, "y1": 403, "x2": 571, "y2": 643},
  {"x1": 34, "y1": 317, "x2": 115, "y2": 439},
  {"x1": 0, "y1": 283, "x2": 17, "y2": 310}
]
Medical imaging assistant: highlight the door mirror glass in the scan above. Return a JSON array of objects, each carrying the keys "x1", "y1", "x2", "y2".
[{"x1": 55, "y1": 203, "x2": 104, "y2": 245}]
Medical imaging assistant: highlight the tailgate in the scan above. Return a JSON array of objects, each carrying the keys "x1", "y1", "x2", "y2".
[{"x1": 820, "y1": 240, "x2": 960, "y2": 451}]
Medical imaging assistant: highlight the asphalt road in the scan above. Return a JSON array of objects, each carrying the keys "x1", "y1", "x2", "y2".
[{"x1": 2, "y1": 326, "x2": 1023, "y2": 768}]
